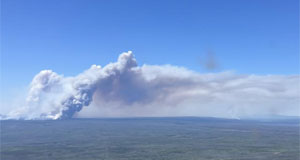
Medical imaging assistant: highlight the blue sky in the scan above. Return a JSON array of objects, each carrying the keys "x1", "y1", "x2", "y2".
[{"x1": 1, "y1": 0, "x2": 299, "y2": 100}]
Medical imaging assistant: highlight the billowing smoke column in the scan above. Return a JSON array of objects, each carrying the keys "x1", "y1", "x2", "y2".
[
  {"x1": 7, "y1": 51, "x2": 137, "y2": 119},
  {"x1": 4, "y1": 51, "x2": 300, "y2": 120}
]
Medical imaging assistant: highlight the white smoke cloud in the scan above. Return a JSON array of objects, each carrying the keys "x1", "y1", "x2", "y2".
[{"x1": 3, "y1": 51, "x2": 300, "y2": 119}]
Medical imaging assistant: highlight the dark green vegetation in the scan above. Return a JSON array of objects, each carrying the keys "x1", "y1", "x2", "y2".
[{"x1": 1, "y1": 117, "x2": 299, "y2": 160}]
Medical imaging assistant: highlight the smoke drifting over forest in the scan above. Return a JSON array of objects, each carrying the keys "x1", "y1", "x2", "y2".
[{"x1": 3, "y1": 51, "x2": 299, "y2": 120}]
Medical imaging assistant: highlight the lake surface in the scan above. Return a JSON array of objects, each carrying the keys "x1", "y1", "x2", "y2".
[{"x1": 1, "y1": 117, "x2": 299, "y2": 160}]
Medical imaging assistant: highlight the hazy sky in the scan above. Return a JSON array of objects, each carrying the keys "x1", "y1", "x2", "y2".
[{"x1": 1, "y1": 0, "x2": 299, "y2": 117}]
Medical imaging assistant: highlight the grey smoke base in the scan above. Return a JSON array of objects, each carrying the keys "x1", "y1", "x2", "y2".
[{"x1": 5, "y1": 51, "x2": 300, "y2": 119}]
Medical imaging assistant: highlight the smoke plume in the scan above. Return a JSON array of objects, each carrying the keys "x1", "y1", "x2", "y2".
[{"x1": 4, "y1": 51, "x2": 300, "y2": 120}]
